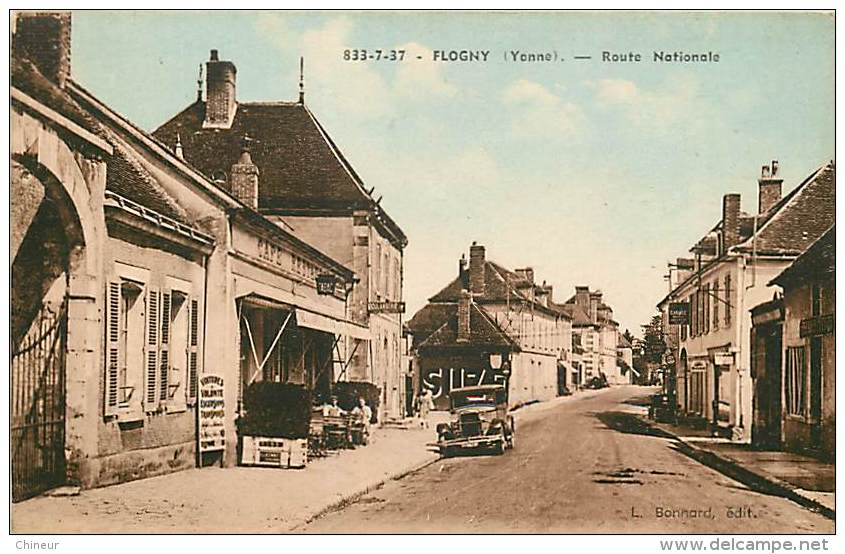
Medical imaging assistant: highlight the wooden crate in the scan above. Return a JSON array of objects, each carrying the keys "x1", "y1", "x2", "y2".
[{"x1": 241, "y1": 436, "x2": 308, "y2": 468}]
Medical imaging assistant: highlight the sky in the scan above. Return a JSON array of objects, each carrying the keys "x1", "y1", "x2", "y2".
[{"x1": 71, "y1": 11, "x2": 834, "y2": 336}]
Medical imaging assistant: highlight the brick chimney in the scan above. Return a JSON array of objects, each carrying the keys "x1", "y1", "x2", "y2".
[
  {"x1": 722, "y1": 193, "x2": 741, "y2": 251},
  {"x1": 230, "y1": 139, "x2": 259, "y2": 209},
  {"x1": 758, "y1": 160, "x2": 783, "y2": 213},
  {"x1": 589, "y1": 292, "x2": 602, "y2": 324},
  {"x1": 204, "y1": 49, "x2": 237, "y2": 129},
  {"x1": 13, "y1": 12, "x2": 72, "y2": 88},
  {"x1": 457, "y1": 290, "x2": 472, "y2": 343},
  {"x1": 469, "y1": 242, "x2": 486, "y2": 296},
  {"x1": 458, "y1": 253, "x2": 469, "y2": 289},
  {"x1": 574, "y1": 286, "x2": 590, "y2": 309}
]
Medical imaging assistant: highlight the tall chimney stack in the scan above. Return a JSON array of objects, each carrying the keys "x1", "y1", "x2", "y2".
[
  {"x1": 204, "y1": 49, "x2": 237, "y2": 129},
  {"x1": 457, "y1": 290, "x2": 472, "y2": 343},
  {"x1": 722, "y1": 193, "x2": 741, "y2": 251},
  {"x1": 13, "y1": 12, "x2": 71, "y2": 88},
  {"x1": 230, "y1": 138, "x2": 259, "y2": 209},
  {"x1": 469, "y1": 242, "x2": 486, "y2": 296},
  {"x1": 757, "y1": 160, "x2": 783, "y2": 214},
  {"x1": 574, "y1": 286, "x2": 590, "y2": 309}
]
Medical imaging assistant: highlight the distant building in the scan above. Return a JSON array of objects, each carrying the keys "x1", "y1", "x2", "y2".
[
  {"x1": 562, "y1": 287, "x2": 622, "y2": 385},
  {"x1": 617, "y1": 334, "x2": 634, "y2": 383},
  {"x1": 659, "y1": 161, "x2": 835, "y2": 442},
  {"x1": 407, "y1": 243, "x2": 572, "y2": 409},
  {"x1": 154, "y1": 50, "x2": 409, "y2": 419},
  {"x1": 751, "y1": 225, "x2": 834, "y2": 459}
]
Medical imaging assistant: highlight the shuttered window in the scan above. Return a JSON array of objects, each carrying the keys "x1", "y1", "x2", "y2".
[
  {"x1": 105, "y1": 282, "x2": 121, "y2": 417},
  {"x1": 187, "y1": 298, "x2": 199, "y2": 404},
  {"x1": 105, "y1": 279, "x2": 144, "y2": 418},
  {"x1": 145, "y1": 288, "x2": 160, "y2": 409},
  {"x1": 786, "y1": 346, "x2": 806, "y2": 416},
  {"x1": 724, "y1": 274, "x2": 732, "y2": 327},
  {"x1": 713, "y1": 280, "x2": 720, "y2": 331},
  {"x1": 159, "y1": 291, "x2": 171, "y2": 402}
]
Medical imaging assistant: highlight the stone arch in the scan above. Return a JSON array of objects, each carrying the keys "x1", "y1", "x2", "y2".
[{"x1": 11, "y1": 113, "x2": 107, "y2": 489}]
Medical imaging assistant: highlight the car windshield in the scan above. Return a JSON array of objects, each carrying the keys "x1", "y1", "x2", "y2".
[{"x1": 451, "y1": 390, "x2": 498, "y2": 409}]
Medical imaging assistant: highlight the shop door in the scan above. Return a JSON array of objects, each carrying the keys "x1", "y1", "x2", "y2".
[
  {"x1": 809, "y1": 337, "x2": 822, "y2": 448},
  {"x1": 764, "y1": 329, "x2": 783, "y2": 446},
  {"x1": 11, "y1": 299, "x2": 67, "y2": 501}
]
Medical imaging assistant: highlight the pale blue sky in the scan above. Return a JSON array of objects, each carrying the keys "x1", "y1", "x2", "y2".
[{"x1": 71, "y1": 11, "x2": 834, "y2": 334}]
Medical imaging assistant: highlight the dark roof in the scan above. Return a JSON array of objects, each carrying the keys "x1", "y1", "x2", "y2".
[
  {"x1": 153, "y1": 100, "x2": 406, "y2": 246},
  {"x1": 770, "y1": 225, "x2": 835, "y2": 288},
  {"x1": 555, "y1": 302, "x2": 591, "y2": 326},
  {"x1": 427, "y1": 260, "x2": 560, "y2": 317},
  {"x1": 105, "y1": 137, "x2": 189, "y2": 223},
  {"x1": 660, "y1": 162, "x2": 836, "y2": 307},
  {"x1": 416, "y1": 303, "x2": 519, "y2": 351},
  {"x1": 734, "y1": 163, "x2": 835, "y2": 256},
  {"x1": 406, "y1": 303, "x2": 456, "y2": 336},
  {"x1": 618, "y1": 334, "x2": 633, "y2": 349}
]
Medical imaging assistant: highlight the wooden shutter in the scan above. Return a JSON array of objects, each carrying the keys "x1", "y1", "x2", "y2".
[
  {"x1": 105, "y1": 281, "x2": 121, "y2": 416},
  {"x1": 160, "y1": 290, "x2": 171, "y2": 402},
  {"x1": 187, "y1": 297, "x2": 199, "y2": 403},
  {"x1": 145, "y1": 287, "x2": 160, "y2": 409}
]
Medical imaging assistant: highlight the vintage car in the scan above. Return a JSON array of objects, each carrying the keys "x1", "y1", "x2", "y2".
[{"x1": 436, "y1": 384, "x2": 515, "y2": 456}]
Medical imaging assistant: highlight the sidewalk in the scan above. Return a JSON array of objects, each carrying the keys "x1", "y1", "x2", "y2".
[
  {"x1": 12, "y1": 419, "x2": 447, "y2": 534},
  {"x1": 12, "y1": 388, "x2": 611, "y2": 533},
  {"x1": 645, "y1": 417, "x2": 835, "y2": 520}
]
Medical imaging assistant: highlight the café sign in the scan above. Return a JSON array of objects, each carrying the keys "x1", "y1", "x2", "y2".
[
  {"x1": 368, "y1": 301, "x2": 406, "y2": 314},
  {"x1": 668, "y1": 302, "x2": 690, "y2": 325}
]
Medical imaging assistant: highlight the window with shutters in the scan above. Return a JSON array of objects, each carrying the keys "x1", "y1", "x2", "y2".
[
  {"x1": 187, "y1": 298, "x2": 200, "y2": 404},
  {"x1": 104, "y1": 280, "x2": 145, "y2": 419},
  {"x1": 713, "y1": 280, "x2": 720, "y2": 331},
  {"x1": 786, "y1": 346, "x2": 806, "y2": 417},
  {"x1": 167, "y1": 291, "x2": 189, "y2": 411},
  {"x1": 703, "y1": 283, "x2": 710, "y2": 334},
  {"x1": 145, "y1": 287, "x2": 161, "y2": 411},
  {"x1": 724, "y1": 274, "x2": 732, "y2": 327}
]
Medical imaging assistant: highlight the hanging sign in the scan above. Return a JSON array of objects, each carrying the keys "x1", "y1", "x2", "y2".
[
  {"x1": 316, "y1": 273, "x2": 337, "y2": 295},
  {"x1": 199, "y1": 374, "x2": 225, "y2": 453},
  {"x1": 668, "y1": 302, "x2": 690, "y2": 325}
]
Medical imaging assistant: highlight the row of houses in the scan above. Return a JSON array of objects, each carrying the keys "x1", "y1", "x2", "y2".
[
  {"x1": 11, "y1": 12, "x2": 407, "y2": 501},
  {"x1": 406, "y1": 242, "x2": 629, "y2": 409},
  {"x1": 657, "y1": 159, "x2": 834, "y2": 459}
]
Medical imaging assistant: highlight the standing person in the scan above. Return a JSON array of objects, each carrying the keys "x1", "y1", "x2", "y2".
[
  {"x1": 351, "y1": 397, "x2": 373, "y2": 444},
  {"x1": 418, "y1": 388, "x2": 435, "y2": 429}
]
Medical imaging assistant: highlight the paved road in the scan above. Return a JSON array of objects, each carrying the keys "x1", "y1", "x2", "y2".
[{"x1": 302, "y1": 386, "x2": 833, "y2": 533}]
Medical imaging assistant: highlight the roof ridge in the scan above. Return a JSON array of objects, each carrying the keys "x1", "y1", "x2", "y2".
[{"x1": 732, "y1": 161, "x2": 831, "y2": 252}]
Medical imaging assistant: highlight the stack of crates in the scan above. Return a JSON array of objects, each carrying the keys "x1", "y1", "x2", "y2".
[{"x1": 241, "y1": 436, "x2": 308, "y2": 468}]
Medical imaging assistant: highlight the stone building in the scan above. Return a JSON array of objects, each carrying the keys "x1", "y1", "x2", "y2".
[
  {"x1": 561, "y1": 287, "x2": 623, "y2": 385},
  {"x1": 11, "y1": 13, "x2": 361, "y2": 499},
  {"x1": 153, "y1": 50, "x2": 408, "y2": 419},
  {"x1": 407, "y1": 243, "x2": 571, "y2": 410},
  {"x1": 751, "y1": 225, "x2": 834, "y2": 459},
  {"x1": 659, "y1": 161, "x2": 835, "y2": 442}
]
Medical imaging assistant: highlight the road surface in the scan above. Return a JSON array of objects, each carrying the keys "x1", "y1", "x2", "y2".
[{"x1": 301, "y1": 386, "x2": 833, "y2": 533}]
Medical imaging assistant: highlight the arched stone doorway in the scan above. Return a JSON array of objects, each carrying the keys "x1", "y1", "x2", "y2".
[{"x1": 10, "y1": 113, "x2": 106, "y2": 499}]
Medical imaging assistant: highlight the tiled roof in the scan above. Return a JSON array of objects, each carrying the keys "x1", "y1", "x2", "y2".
[
  {"x1": 770, "y1": 225, "x2": 835, "y2": 287},
  {"x1": 618, "y1": 334, "x2": 633, "y2": 349},
  {"x1": 406, "y1": 303, "x2": 455, "y2": 337},
  {"x1": 105, "y1": 135, "x2": 189, "y2": 223},
  {"x1": 416, "y1": 303, "x2": 519, "y2": 351},
  {"x1": 153, "y1": 100, "x2": 406, "y2": 244},
  {"x1": 734, "y1": 163, "x2": 835, "y2": 256},
  {"x1": 427, "y1": 260, "x2": 560, "y2": 317}
]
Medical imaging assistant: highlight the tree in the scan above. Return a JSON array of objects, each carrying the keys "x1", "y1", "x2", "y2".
[{"x1": 641, "y1": 314, "x2": 666, "y2": 365}]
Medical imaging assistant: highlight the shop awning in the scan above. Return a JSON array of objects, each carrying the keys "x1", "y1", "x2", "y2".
[
  {"x1": 236, "y1": 292, "x2": 294, "y2": 312},
  {"x1": 295, "y1": 309, "x2": 371, "y2": 341}
]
